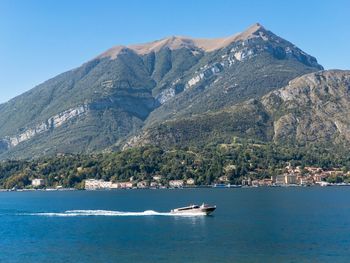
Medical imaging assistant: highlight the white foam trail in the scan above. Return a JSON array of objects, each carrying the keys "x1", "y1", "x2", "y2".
[{"x1": 25, "y1": 210, "x2": 207, "y2": 217}]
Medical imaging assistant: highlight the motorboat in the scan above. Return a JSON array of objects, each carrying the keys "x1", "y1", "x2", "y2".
[{"x1": 170, "y1": 203, "x2": 216, "y2": 215}]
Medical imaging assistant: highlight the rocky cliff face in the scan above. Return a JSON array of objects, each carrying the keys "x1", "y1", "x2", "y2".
[
  {"x1": 0, "y1": 105, "x2": 88, "y2": 149},
  {"x1": 262, "y1": 70, "x2": 350, "y2": 144},
  {"x1": 125, "y1": 70, "x2": 350, "y2": 148}
]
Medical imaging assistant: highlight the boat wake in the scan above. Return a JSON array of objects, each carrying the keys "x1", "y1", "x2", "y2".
[{"x1": 24, "y1": 210, "x2": 207, "y2": 217}]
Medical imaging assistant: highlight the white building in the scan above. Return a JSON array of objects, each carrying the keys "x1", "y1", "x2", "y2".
[
  {"x1": 150, "y1": 182, "x2": 159, "y2": 188},
  {"x1": 218, "y1": 176, "x2": 229, "y2": 182},
  {"x1": 110, "y1": 183, "x2": 120, "y2": 189},
  {"x1": 137, "y1": 181, "x2": 149, "y2": 188},
  {"x1": 169, "y1": 180, "x2": 184, "y2": 188},
  {"x1": 32, "y1": 178, "x2": 45, "y2": 187},
  {"x1": 186, "y1": 178, "x2": 195, "y2": 185},
  {"x1": 118, "y1": 182, "x2": 133, "y2": 189},
  {"x1": 285, "y1": 174, "x2": 297, "y2": 184},
  {"x1": 85, "y1": 179, "x2": 112, "y2": 190},
  {"x1": 275, "y1": 175, "x2": 286, "y2": 185},
  {"x1": 275, "y1": 174, "x2": 297, "y2": 185},
  {"x1": 153, "y1": 175, "x2": 163, "y2": 181},
  {"x1": 85, "y1": 179, "x2": 135, "y2": 190},
  {"x1": 241, "y1": 178, "x2": 252, "y2": 186}
]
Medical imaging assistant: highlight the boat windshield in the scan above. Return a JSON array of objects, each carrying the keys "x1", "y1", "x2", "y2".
[{"x1": 177, "y1": 205, "x2": 200, "y2": 211}]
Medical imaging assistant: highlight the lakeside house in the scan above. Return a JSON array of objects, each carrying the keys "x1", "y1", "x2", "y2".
[
  {"x1": 118, "y1": 182, "x2": 133, "y2": 188},
  {"x1": 169, "y1": 180, "x2": 184, "y2": 188},
  {"x1": 259, "y1": 178, "x2": 274, "y2": 186},
  {"x1": 285, "y1": 174, "x2": 298, "y2": 184},
  {"x1": 85, "y1": 179, "x2": 132, "y2": 190},
  {"x1": 32, "y1": 178, "x2": 45, "y2": 187},
  {"x1": 251, "y1": 178, "x2": 273, "y2": 187},
  {"x1": 251, "y1": 180, "x2": 259, "y2": 187},
  {"x1": 241, "y1": 177, "x2": 252, "y2": 186},
  {"x1": 313, "y1": 174, "x2": 323, "y2": 182},
  {"x1": 150, "y1": 182, "x2": 159, "y2": 188},
  {"x1": 152, "y1": 175, "x2": 163, "y2": 181},
  {"x1": 186, "y1": 178, "x2": 195, "y2": 185},
  {"x1": 85, "y1": 179, "x2": 112, "y2": 190},
  {"x1": 275, "y1": 174, "x2": 298, "y2": 185},
  {"x1": 304, "y1": 166, "x2": 322, "y2": 174},
  {"x1": 137, "y1": 181, "x2": 149, "y2": 188},
  {"x1": 275, "y1": 175, "x2": 285, "y2": 185},
  {"x1": 218, "y1": 175, "x2": 229, "y2": 183},
  {"x1": 298, "y1": 176, "x2": 313, "y2": 186}
]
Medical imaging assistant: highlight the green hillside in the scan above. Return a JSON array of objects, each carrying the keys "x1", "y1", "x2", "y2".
[{"x1": 1, "y1": 142, "x2": 350, "y2": 189}]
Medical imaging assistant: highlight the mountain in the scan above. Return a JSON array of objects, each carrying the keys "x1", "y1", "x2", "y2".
[
  {"x1": 0, "y1": 23, "x2": 323, "y2": 159},
  {"x1": 125, "y1": 70, "x2": 350, "y2": 148}
]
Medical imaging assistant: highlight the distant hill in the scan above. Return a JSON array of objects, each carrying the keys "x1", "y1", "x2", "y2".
[{"x1": 0, "y1": 23, "x2": 324, "y2": 159}]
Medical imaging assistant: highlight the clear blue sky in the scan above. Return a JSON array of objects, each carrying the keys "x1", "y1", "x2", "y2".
[{"x1": 1, "y1": 0, "x2": 349, "y2": 103}]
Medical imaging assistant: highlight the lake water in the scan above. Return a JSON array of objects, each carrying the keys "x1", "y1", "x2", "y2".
[{"x1": 1, "y1": 187, "x2": 350, "y2": 262}]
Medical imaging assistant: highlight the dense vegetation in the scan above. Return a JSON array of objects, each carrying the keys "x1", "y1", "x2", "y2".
[{"x1": 1, "y1": 140, "x2": 349, "y2": 189}]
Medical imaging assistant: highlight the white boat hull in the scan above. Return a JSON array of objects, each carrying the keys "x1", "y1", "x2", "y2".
[{"x1": 170, "y1": 204, "x2": 216, "y2": 215}]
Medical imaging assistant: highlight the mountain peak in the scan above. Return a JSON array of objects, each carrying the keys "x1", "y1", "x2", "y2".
[
  {"x1": 243, "y1": 22, "x2": 265, "y2": 35},
  {"x1": 98, "y1": 23, "x2": 269, "y2": 59},
  {"x1": 249, "y1": 22, "x2": 264, "y2": 30}
]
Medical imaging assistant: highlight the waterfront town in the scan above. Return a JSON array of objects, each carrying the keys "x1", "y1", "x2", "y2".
[
  {"x1": 83, "y1": 164, "x2": 350, "y2": 190},
  {"x1": 2, "y1": 163, "x2": 349, "y2": 192}
]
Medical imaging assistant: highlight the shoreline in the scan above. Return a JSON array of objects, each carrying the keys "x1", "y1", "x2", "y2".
[{"x1": 1, "y1": 183, "x2": 350, "y2": 192}]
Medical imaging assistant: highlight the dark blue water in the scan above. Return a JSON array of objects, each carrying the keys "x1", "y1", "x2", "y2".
[{"x1": 1, "y1": 187, "x2": 350, "y2": 262}]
